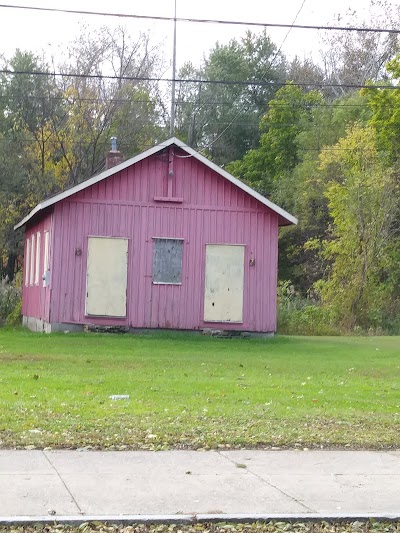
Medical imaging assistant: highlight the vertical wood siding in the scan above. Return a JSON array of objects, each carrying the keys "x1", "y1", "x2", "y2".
[
  {"x1": 22, "y1": 211, "x2": 53, "y2": 322},
  {"x1": 37, "y1": 147, "x2": 279, "y2": 332}
]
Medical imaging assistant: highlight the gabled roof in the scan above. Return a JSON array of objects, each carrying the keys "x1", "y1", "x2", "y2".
[{"x1": 14, "y1": 137, "x2": 297, "y2": 229}]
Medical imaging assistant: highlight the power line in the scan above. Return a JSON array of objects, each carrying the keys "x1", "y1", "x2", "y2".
[
  {"x1": 1, "y1": 69, "x2": 399, "y2": 91},
  {"x1": 0, "y1": 120, "x2": 372, "y2": 145},
  {"x1": 0, "y1": 94, "x2": 395, "y2": 110},
  {"x1": 0, "y1": 122, "x2": 372, "y2": 140},
  {"x1": 274, "y1": 0, "x2": 307, "y2": 55},
  {"x1": 171, "y1": 0, "x2": 309, "y2": 159},
  {"x1": 0, "y1": 134, "x2": 385, "y2": 152},
  {"x1": 198, "y1": 0, "x2": 309, "y2": 154},
  {"x1": 0, "y1": 3, "x2": 399, "y2": 34},
  {"x1": 0, "y1": 135, "x2": 386, "y2": 154},
  {"x1": 0, "y1": 95, "x2": 156, "y2": 104}
]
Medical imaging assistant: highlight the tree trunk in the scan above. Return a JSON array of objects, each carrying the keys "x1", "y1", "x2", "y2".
[{"x1": 5, "y1": 253, "x2": 16, "y2": 282}]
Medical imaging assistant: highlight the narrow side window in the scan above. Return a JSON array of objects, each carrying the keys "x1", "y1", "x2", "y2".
[
  {"x1": 43, "y1": 231, "x2": 50, "y2": 287},
  {"x1": 152, "y1": 238, "x2": 183, "y2": 284},
  {"x1": 35, "y1": 232, "x2": 41, "y2": 285},
  {"x1": 25, "y1": 238, "x2": 30, "y2": 287},
  {"x1": 30, "y1": 234, "x2": 35, "y2": 286}
]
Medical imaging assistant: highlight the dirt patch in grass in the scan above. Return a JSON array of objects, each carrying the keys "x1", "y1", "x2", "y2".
[{"x1": 0, "y1": 353, "x2": 52, "y2": 362}]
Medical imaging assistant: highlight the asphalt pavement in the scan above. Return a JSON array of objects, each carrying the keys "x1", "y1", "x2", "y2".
[{"x1": 0, "y1": 449, "x2": 399, "y2": 524}]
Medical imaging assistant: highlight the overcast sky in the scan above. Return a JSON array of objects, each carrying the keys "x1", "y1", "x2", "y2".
[{"x1": 0, "y1": 0, "x2": 397, "y2": 69}]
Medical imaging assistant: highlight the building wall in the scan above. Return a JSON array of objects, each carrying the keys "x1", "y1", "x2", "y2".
[
  {"x1": 46, "y1": 147, "x2": 279, "y2": 332},
  {"x1": 22, "y1": 211, "x2": 53, "y2": 324}
]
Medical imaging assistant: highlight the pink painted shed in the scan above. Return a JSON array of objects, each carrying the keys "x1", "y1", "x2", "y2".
[{"x1": 15, "y1": 137, "x2": 297, "y2": 334}]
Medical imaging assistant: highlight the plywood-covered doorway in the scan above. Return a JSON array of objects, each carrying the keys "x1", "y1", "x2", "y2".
[
  {"x1": 204, "y1": 244, "x2": 245, "y2": 323},
  {"x1": 86, "y1": 237, "x2": 128, "y2": 317}
]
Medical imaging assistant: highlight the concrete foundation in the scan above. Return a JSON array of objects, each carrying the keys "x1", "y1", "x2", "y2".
[
  {"x1": 22, "y1": 316, "x2": 84, "y2": 333},
  {"x1": 22, "y1": 316, "x2": 274, "y2": 337}
]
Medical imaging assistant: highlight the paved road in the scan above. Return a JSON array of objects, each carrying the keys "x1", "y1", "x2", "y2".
[{"x1": 0, "y1": 449, "x2": 399, "y2": 521}]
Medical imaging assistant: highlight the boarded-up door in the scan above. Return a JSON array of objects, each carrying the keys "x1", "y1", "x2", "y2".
[
  {"x1": 204, "y1": 244, "x2": 245, "y2": 322},
  {"x1": 86, "y1": 237, "x2": 128, "y2": 317}
]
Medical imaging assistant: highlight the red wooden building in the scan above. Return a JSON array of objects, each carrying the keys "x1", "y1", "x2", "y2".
[{"x1": 15, "y1": 137, "x2": 297, "y2": 334}]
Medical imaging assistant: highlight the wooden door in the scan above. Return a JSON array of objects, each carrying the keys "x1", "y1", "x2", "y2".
[
  {"x1": 204, "y1": 244, "x2": 245, "y2": 323},
  {"x1": 86, "y1": 237, "x2": 128, "y2": 317}
]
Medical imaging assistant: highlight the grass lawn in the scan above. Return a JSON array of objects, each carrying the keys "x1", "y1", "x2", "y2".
[
  {"x1": 0, "y1": 328, "x2": 399, "y2": 450},
  {"x1": 1, "y1": 522, "x2": 400, "y2": 533}
]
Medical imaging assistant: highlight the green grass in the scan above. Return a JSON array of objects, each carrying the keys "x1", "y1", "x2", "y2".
[
  {"x1": 0, "y1": 328, "x2": 399, "y2": 449},
  {"x1": 1, "y1": 522, "x2": 400, "y2": 533}
]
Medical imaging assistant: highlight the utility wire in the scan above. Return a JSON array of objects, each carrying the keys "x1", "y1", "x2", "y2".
[
  {"x1": 0, "y1": 136, "x2": 384, "y2": 153},
  {"x1": 0, "y1": 94, "x2": 394, "y2": 109},
  {"x1": 273, "y1": 0, "x2": 307, "y2": 55},
  {"x1": 1, "y1": 69, "x2": 398, "y2": 91},
  {"x1": 193, "y1": 0, "x2": 309, "y2": 155},
  {"x1": 0, "y1": 3, "x2": 399, "y2": 34},
  {"x1": 0, "y1": 121, "x2": 375, "y2": 140}
]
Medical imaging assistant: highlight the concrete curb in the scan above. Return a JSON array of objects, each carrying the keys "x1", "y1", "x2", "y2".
[{"x1": 0, "y1": 513, "x2": 399, "y2": 526}]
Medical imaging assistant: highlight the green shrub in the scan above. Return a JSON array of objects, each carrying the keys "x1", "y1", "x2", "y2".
[
  {"x1": 277, "y1": 280, "x2": 340, "y2": 335},
  {"x1": 0, "y1": 278, "x2": 21, "y2": 321},
  {"x1": 6, "y1": 298, "x2": 22, "y2": 326}
]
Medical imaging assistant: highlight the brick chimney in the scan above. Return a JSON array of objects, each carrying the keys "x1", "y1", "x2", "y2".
[{"x1": 105, "y1": 137, "x2": 123, "y2": 169}]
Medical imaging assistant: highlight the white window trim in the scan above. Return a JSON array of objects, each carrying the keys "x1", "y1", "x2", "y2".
[
  {"x1": 43, "y1": 230, "x2": 50, "y2": 287},
  {"x1": 152, "y1": 280, "x2": 183, "y2": 287},
  {"x1": 25, "y1": 238, "x2": 30, "y2": 287},
  {"x1": 29, "y1": 234, "x2": 35, "y2": 286},
  {"x1": 35, "y1": 232, "x2": 41, "y2": 285}
]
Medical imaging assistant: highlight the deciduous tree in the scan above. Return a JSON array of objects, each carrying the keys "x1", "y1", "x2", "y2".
[{"x1": 317, "y1": 125, "x2": 400, "y2": 329}]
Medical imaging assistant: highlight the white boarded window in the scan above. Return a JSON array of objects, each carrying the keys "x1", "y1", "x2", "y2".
[
  {"x1": 152, "y1": 238, "x2": 183, "y2": 284},
  {"x1": 25, "y1": 238, "x2": 30, "y2": 287},
  {"x1": 35, "y1": 232, "x2": 41, "y2": 285},
  {"x1": 29, "y1": 234, "x2": 35, "y2": 286},
  {"x1": 43, "y1": 231, "x2": 50, "y2": 287}
]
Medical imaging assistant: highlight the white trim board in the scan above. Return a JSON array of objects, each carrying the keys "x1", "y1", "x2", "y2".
[{"x1": 14, "y1": 137, "x2": 297, "y2": 229}]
